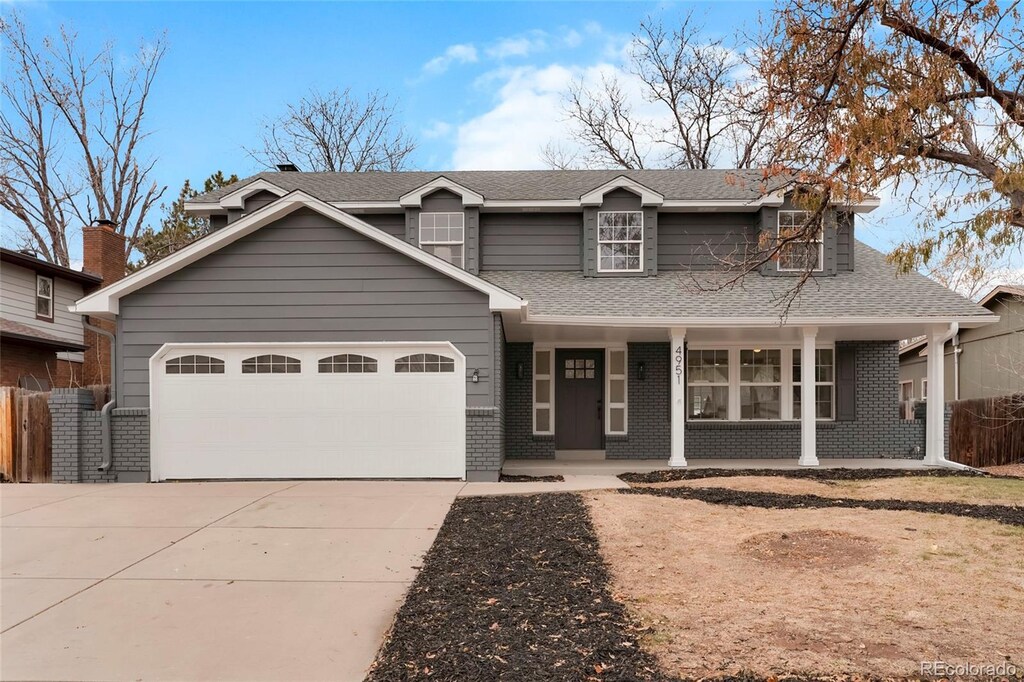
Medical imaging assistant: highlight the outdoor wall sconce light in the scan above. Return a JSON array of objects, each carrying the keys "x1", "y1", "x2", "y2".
[
  {"x1": 516, "y1": 362, "x2": 525, "y2": 380},
  {"x1": 472, "y1": 369, "x2": 480, "y2": 383},
  {"x1": 638, "y1": 361, "x2": 647, "y2": 381}
]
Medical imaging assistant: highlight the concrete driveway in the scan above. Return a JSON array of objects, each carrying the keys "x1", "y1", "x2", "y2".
[{"x1": 0, "y1": 480, "x2": 463, "y2": 681}]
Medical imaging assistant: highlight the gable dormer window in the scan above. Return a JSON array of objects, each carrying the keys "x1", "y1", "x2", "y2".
[
  {"x1": 597, "y1": 211, "x2": 643, "y2": 273},
  {"x1": 777, "y1": 211, "x2": 824, "y2": 272},
  {"x1": 419, "y1": 212, "x2": 464, "y2": 268}
]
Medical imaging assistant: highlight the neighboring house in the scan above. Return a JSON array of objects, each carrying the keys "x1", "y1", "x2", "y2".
[
  {"x1": 900, "y1": 285, "x2": 1024, "y2": 402},
  {"x1": 0, "y1": 222, "x2": 127, "y2": 389},
  {"x1": 60, "y1": 170, "x2": 996, "y2": 483}
]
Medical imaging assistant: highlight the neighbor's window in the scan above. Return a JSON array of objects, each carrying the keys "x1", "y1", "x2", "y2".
[
  {"x1": 166, "y1": 355, "x2": 225, "y2": 375},
  {"x1": 395, "y1": 353, "x2": 455, "y2": 373},
  {"x1": 777, "y1": 210, "x2": 823, "y2": 272},
  {"x1": 419, "y1": 212, "x2": 465, "y2": 268},
  {"x1": 35, "y1": 275, "x2": 53, "y2": 320},
  {"x1": 597, "y1": 211, "x2": 643, "y2": 273},
  {"x1": 740, "y1": 349, "x2": 782, "y2": 419},
  {"x1": 900, "y1": 381, "x2": 914, "y2": 402},
  {"x1": 793, "y1": 348, "x2": 835, "y2": 419},
  {"x1": 241, "y1": 354, "x2": 301, "y2": 374},
  {"x1": 318, "y1": 354, "x2": 377, "y2": 373},
  {"x1": 921, "y1": 379, "x2": 928, "y2": 401},
  {"x1": 687, "y1": 349, "x2": 729, "y2": 420}
]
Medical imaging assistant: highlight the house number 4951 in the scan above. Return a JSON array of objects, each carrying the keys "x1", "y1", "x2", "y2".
[{"x1": 674, "y1": 345, "x2": 683, "y2": 385}]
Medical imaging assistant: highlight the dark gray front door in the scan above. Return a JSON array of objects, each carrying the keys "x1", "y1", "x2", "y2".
[{"x1": 555, "y1": 349, "x2": 603, "y2": 450}]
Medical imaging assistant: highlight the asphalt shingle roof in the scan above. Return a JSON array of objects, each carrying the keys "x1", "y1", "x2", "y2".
[
  {"x1": 192, "y1": 169, "x2": 778, "y2": 204},
  {"x1": 479, "y1": 243, "x2": 992, "y2": 320}
]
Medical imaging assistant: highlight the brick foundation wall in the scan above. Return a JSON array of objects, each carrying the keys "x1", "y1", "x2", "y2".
[
  {"x1": 49, "y1": 388, "x2": 150, "y2": 482},
  {"x1": 504, "y1": 343, "x2": 557, "y2": 459},
  {"x1": 1, "y1": 341, "x2": 83, "y2": 390}
]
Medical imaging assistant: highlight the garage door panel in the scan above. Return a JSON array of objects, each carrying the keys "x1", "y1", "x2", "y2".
[{"x1": 152, "y1": 343, "x2": 466, "y2": 480}]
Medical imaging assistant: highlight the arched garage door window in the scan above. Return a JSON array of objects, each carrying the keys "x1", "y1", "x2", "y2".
[
  {"x1": 165, "y1": 355, "x2": 225, "y2": 374},
  {"x1": 395, "y1": 353, "x2": 456, "y2": 373},
  {"x1": 241, "y1": 354, "x2": 301, "y2": 374},
  {"x1": 318, "y1": 354, "x2": 378, "y2": 373}
]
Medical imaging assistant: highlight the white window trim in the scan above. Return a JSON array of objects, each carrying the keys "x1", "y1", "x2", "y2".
[
  {"x1": 793, "y1": 347, "x2": 836, "y2": 421},
  {"x1": 900, "y1": 380, "x2": 914, "y2": 401},
  {"x1": 419, "y1": 212, "x2": 465, "y2": 267},
  {"x1": 777, "y1": 210, "x2": 824, "y2": 273},
  {"x1": 36, "y1": 274, "x2": 54, "y2": 320},
  {"x1": 739, "y1": 349, "x2": 783, "y2": 421},
  {"x1": 605, "y1": 347, "x2": 628, "y2": 436},
  {"x1": 921, "y1": 378, "x2": 928, "y2": 400},
  {"x1": 686, "y1": 348, "x2": 731, "y2": 421},
  {"x1": 687, "y1": 343, "x2": 836, "y2": 422},
  {"x1": 532, "y1": 348, "x2": 555, "y2": 435},
  {"x1": 597, "y1": 211, "x2": 644, "y2": 273}
]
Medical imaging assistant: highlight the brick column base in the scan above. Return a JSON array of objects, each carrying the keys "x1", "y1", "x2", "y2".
[{"x1": 48, "y1": 388, "x2": 96, "y2": 483}]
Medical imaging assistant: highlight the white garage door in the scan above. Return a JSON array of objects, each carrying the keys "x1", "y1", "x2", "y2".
[{"x1": 149, "y1": 342, "x2": 466, "y2": 481}]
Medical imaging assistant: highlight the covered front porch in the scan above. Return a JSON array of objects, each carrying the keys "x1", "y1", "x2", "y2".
[{"x1": 500, "y1": 315, "x2": 967, "y2": 468}]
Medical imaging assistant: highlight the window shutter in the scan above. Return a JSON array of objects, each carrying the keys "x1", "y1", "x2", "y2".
[{"x1": 836, "y1": 345, "x2": 857, "y2": 421}]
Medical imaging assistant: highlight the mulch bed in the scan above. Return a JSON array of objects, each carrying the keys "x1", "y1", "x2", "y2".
[
  {"x1": 366, "y1": 493, "x2": 665, "y2": 681},
  {"x1": 619, "y1": 467, "x2": 988, "y2": 484},
  {"x1": 499, "y1": 474, "x2": 565, "y2": 482},
  {"x1": 621, "y1": 486, "x2": 1024, "y2": 527}
]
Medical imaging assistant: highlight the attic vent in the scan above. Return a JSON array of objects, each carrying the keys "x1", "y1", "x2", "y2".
[{"x1": 276, "y1": 163, "x2": 299, "y2": 172}]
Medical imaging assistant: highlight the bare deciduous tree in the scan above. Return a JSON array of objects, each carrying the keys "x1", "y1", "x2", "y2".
[
  {"x1": 0, "y1": 11, "x2": 167, "y2": 265},
  {"x1": 250, "y1": 88, "x2": 416, "y2": 172},
  {"x1": 552, "y1": 12, "x2": 775, "y2": 170}
]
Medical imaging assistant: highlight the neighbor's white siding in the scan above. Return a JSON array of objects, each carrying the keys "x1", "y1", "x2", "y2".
[{"x1": 0, "y1": 261, "x2": 86, "y2": 350}]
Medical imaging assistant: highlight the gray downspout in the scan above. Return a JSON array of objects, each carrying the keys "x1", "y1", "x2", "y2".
[{"x1": 83, "y1": 319, "x2": 116, "y2": 472}]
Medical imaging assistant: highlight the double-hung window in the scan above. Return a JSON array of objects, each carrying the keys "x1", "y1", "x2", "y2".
[
  {"x1": 777, "y1": 210, "x2": 823, "y2": 272},
  {"x1": 740, "y1": 349, "x2": 782, "y2": 419},
  {"x1": 793, "y1": 348, "x2": 835, "y2": 419},
  {"x1": 686, "y1": 350, "x2": 729, "y2": 420},
  {"x1": 36, "y1": 275, "x2": 53, "y2": 320},
  {"x1": 686, "y1": 346, "x2": 835, "y2": 421},
  {"x1": 597, "y1": 211, "x2": 643, "y2": 273},
  {"x1": 419, "y1": 212, "x2": 464, "y2": 268}
]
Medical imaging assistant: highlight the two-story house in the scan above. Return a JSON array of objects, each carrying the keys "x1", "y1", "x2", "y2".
[
  {"x1": 63, "y1": 170, "x2": 996, "y2": 482},
  {"x1": 1, "y1": 222, "x2": 127, "y2": 389}
]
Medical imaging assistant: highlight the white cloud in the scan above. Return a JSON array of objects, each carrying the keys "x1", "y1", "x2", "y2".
[
  {"x1": 486, "y1": 31, "x2": 549, "y2": 59},
  {"x1": 422, "y1": 120, "x2": 452, "y2": 139},
  {"x1": 421, "y1": 43, "x2": 478, "y2": 76},
  {"x1": 451, "y1": 62, "x2": 667, "y2": 170}
]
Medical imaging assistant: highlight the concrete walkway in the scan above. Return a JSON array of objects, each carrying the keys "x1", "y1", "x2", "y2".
[{"x1": 501, "y1": 457, "x2": 928, "y2": 477}]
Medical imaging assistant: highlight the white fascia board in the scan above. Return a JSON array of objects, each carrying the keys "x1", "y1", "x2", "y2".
[
  {"x1": 218, "y1": 179, "x2": 288, "y2": 209},
  {"x1": 399, "y1": 176, "x2": 485, "y2": 207},
  {"x1": 580, "y1": 175, "x2": 664, "y2": 207},
  {"x1": 72, "y1": 191, "x2": 524, "y2": 316},
  {"x1": 523, "y1": 312, "x2": 999, "y2": 328}
]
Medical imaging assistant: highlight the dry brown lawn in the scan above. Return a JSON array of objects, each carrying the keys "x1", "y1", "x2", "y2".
[
  {"x1": 587, "y1": 490, "x2": 1024, "y2": 679},
  {"x1": 642, "y1": 474, "x2": 1024, "y2": 506},
  {"x1": 985, "y1": 463, "x2": 1024, "y2": 478}
]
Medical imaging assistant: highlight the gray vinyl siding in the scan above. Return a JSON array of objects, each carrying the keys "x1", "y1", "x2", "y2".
[
  {"x1": 480, "y1": 213, "x2": 582, "y2": 271},
  {"x1": 0, "y1": 261, "x2": 85, "y2": 347},
  {"x1": 582, "y1": 188, "x2": 657, "y2": 277},
  {"x1": 359, "y1": 213, "x2": 406, "y2": 239},
  {"x1": 116, "y1": 207, "x2": 493, "y2": 408},
  {"x1": 242, "y1": 190, "x2": 282, "y2": 215},
  {"x1": 836, "y1": 212, "x2": 855, "y2": 271},
  {"x1": 657, "y1": 213, "x2": 756, "y2": 270}
]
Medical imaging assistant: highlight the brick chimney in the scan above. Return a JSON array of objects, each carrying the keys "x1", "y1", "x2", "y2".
[{"x1": 81, "y1": 220, "x2": 127, "y2": 386}]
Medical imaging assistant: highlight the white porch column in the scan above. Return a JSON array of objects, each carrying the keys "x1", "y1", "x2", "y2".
[
  {"x1": 924, "y1": 324, "x2": 948, "y2": 465},
  {"x1": 799, "y1": 326, "x2": 819, "y2": 466},
  {"x1": 669, "y1": 327, "x2": 687, "y2": 467}
]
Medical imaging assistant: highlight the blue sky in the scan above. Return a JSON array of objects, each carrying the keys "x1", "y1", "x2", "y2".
[{"x1": 7, "y1": 0, "x2": 1011, "y2": 272}]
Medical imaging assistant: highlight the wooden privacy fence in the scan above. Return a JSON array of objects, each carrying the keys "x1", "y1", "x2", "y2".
[
  {"x1": 1, "y1": 387, "x2": 52, "y2": 483},
  {"x1": 948, "y1": 393, "x2": 1024, "y2": 468}
]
